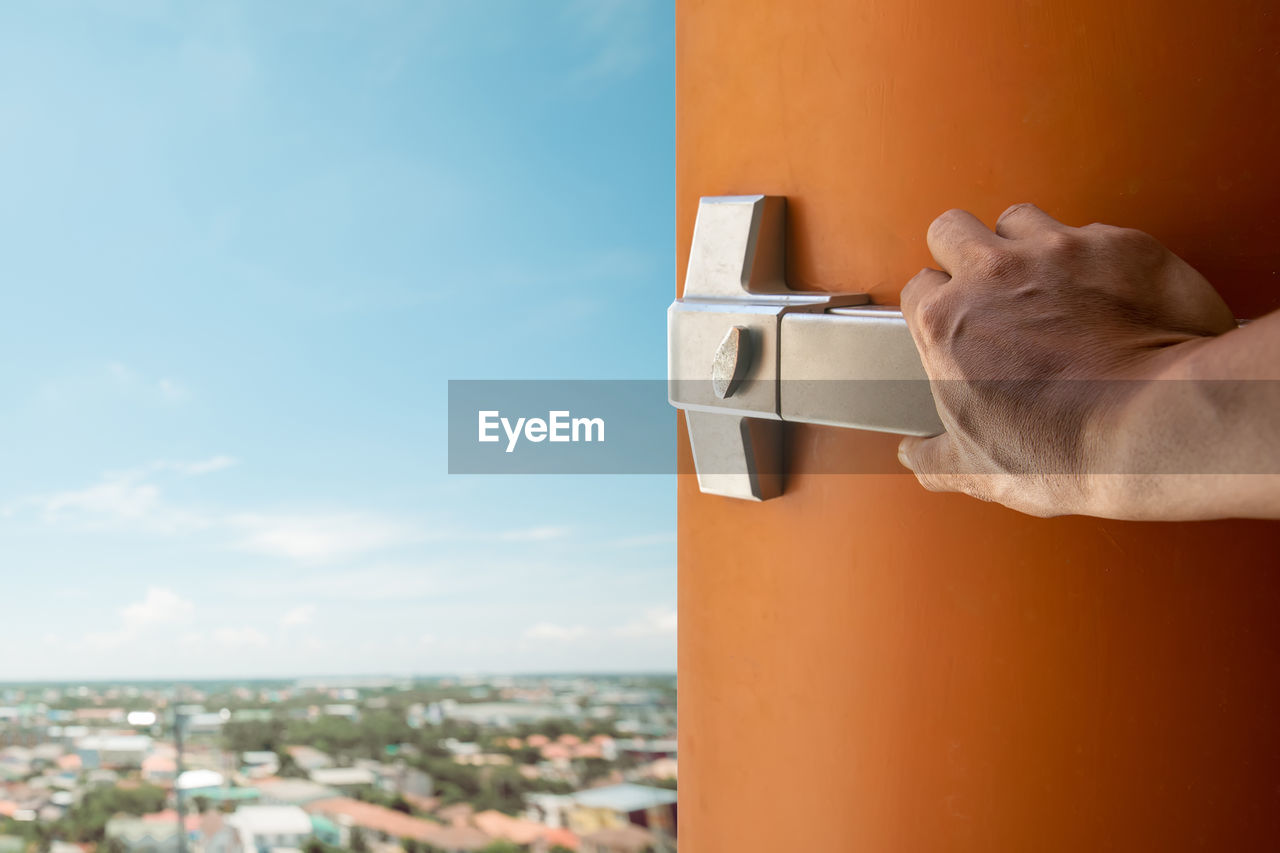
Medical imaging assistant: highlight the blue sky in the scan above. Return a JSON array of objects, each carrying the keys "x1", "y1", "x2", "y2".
[{"x1": 0, "y1": 0, "x2": 676, "y2": 679}]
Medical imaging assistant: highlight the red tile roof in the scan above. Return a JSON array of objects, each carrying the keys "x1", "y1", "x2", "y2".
[
  {"x1": 305, "y1": 797, "x2": 440, "y2": 842},
  {"x1": 472, "y1": 809, "x2": 547, "y2": 845},
  {"x1": 581, "y1": 824, "x2": 655, "y2": 853},
  {"x1": 425, "y1": 824, "x2": 490, "y2": 851},
  {"x1": 140, "y1": 810, "x2": 202, "y2": 832},
  {"x1": 543, "y1": 827, "x2": 581, "y2": 850}
]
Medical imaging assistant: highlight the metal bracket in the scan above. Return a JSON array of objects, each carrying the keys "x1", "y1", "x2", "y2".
[{"x1": 669, "y1": 195, "x2": 942, "y2": 500}]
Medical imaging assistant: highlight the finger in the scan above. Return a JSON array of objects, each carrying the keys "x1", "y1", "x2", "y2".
[
  {"x1": 994, "y1": 202, "x2": 1067, "y2": 240},
  {"x1": 898, "y1": 433, "x2": 963, "y2": 493},
  {"x1": 926, "y1": 208, "x2": 1003, "y2": 276},
  {"x1": 900, "y1": 266, "x2": 950, "y2": 325}
]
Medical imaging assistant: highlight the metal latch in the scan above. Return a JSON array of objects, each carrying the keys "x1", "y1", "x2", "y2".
[{"x1": 669, "y1": 195, "x2": 942, "y2": 500}]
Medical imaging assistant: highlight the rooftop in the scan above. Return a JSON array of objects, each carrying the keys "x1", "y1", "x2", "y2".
[
  {"x1": 309, "y1": 767, "x2": 376, "y2": 787},
  {"x1": 570, "y1": 783, "x2": 678, "y2": 814},
  {"x1": 427, "y1": 824, "x2": 491, "y2": 851},
  {"x1": 256, "y1": 777, "x2": 339, "y2": 805},
  {"x1": 581, "y1": 824, "x2": 655, "y2": 853},
  {"x1": 305, "y1": 797, "x2": 440, "y2": 843},
  {"x1": 230, "y1": 805, "x2": 313, "y2": 836},
  {"x1": 76, "y1": 735, "x2": 151, "y2": 751}
]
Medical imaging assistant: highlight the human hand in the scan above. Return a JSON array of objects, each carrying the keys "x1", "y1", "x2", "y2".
[{"x1": 897, "y1": 203, "x2": 1236, "y2": 517}]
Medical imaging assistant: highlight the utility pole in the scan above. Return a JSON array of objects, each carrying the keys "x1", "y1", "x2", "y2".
[{"x1": 174, "y1": 705, "x2": 188, "y2": 853}]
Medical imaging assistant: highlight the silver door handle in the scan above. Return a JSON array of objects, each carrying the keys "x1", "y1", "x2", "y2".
[{"x1": 668, "y1": 195, "x2": 939, "y2": 501}]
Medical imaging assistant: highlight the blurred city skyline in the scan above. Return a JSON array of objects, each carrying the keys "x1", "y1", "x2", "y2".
[{"x1": 0, "y1": 1, "x2": 677, "y2": 679}]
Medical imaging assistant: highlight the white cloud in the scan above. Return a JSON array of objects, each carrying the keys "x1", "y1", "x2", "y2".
[
  {"x1": 107, "y1": 362, "x2": 193, "y2": 403},
  {"x1": 30, "y1": 460, "x2": 231, "y2": 534},
  {"x1": 20, "y1": 465, "x2": 415, "y2": 565},
  {"x1": 122, "y1": 587, "x2": 195, "y2": 629},
  {"x1": 43, "y1": 473, "x2": 161, "y2": 522},
  {"x1": 524, "y1": 622, "x2": 589, "y2": 642},
  {"x1": 212, "y1": 626, "x2": 270, "y2": 649},
  {"x1": 82, "y1": 587, "x2": 196, "y2": 651},
  {"x1": 156, "y1": 378, "x2": 190, "y2": 402},
  {"x1": 165, "y1": 456, "x2": 238, "y2": 476},
  {"x1": 231, "y1": 512, "x2": 416, "y2": 562},
  {"x1": 610, "y1": 532, "x2": 675, "y2": 548},
  {"x1": 499, "y1": 526, "x2": 571, "y2": 543},
  {"x1": 280, "y1": 604, "x2": 316, "y2": 628},
  {"x1": 614, "y1": 607, "x2": 677, "y2": 637},
  {"x1": 261, "y1": 566, "x2": 438, "y2": 602}
]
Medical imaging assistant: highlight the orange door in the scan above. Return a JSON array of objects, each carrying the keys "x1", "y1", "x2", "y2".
[{"x1": 676, "y1": 1, "x2": 1280, "y2": 850}]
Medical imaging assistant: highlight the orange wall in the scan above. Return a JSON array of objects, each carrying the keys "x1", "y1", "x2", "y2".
[{"x1": 677, "y1": 1, "x2": 1280, "y2": 850}]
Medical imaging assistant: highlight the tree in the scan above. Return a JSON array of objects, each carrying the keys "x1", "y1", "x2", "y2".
[
  {"x1": 222, "y1": 719, "x2": 284, "y2": 753},
  {"x1": 350, "y1": 827, "x2": 370, "y2": 853},
  {"x1": 61, "y1": 783, "x2": 169, "y2": 843},
  {"x1": 277, "y1": 749, "x2": 307, "y2": 779},
  {"x1": 478, "y1": 842, "x2": 522, "y2": 853},
  {"x1": 302, "y1": 840, "x2": 345, "y2": 853}
]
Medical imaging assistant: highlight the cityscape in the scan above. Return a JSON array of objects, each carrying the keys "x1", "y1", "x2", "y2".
[
  {"x1": 0, "y1": 675, "x2": 677, "y2": 853},
  {"x1": 0, "y1": 4, "x2": 677, "y2": 853}
]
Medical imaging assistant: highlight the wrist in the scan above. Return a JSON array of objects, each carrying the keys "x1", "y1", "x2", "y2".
[{"x1": 1076, "y1": 338, "x2": 1213, "y2": 519}]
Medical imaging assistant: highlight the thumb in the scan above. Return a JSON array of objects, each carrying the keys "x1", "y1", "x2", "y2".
[{"x1": 898, "y1": 433, "x2": 960, "y2": 492}]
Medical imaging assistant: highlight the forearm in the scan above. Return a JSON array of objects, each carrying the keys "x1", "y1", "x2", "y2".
[{"x1": 1088, "y1": 312, "x2": 1280, "y2": 520}]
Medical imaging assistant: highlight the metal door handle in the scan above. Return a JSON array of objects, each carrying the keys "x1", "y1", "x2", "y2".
[{"x1": 669, "y1": 195, "x2": 939, "y2": 500}]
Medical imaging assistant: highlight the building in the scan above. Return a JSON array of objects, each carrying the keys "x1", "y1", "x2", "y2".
[
  {"x1": 617, "y1": 738, "x2": 676, "y2": 763},
  {"x1": 472, "y1": 809, "x2": 579, "y2": 851},
  {"x1": 580, "y1": 825, "x2": 656, "y2": 853},
  {"x1": 305, "y1": 797, "x2": 442, "y2": 847},
  {"x1": 564, "y1": 784, "x2": 677, "y2": 840},
  {"x1": 195, "y1": 811, "x2": 235, "y2": 853},
  {"x1": 284, "y1": 745, "x2": 334, "y2": 771},
  {"x1": 75, "y1": 735, "x2": 151, "y2": 769},
  {"x1": 308, "y1": 766, "x2": 376, "y2": 791},
  {"x1": 142, "y1": 754, "x2": 177, "y2": 785},
  {"x1": 104, "y1": 815, "x2": 181, "y2": 852},
  {"x1": 73, "y1": 708, "x2": 127, "y2": 724},
  {"x1": 321, "y1": 704, "x2": 360, "y2": 722},
  {"x1": 442, "y1": 702, "x2": 577, "y2": 727},
  {"x1": 226, "y1": 805, "x2": 314, "y2": 853},
  {"x1": 255, "y1": 778, "x2": 339, "y2": 807},
  {"x1": 425, "y1": 824, "x2": 492, "y2": 853},
  {"x1": 390, "y1": 764, "x2": 432, "y2": 798},
  {"x1": 238, "y1": 751, "x2": 279, "y2": 780}
]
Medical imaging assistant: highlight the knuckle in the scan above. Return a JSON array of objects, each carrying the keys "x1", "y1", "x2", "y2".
[
  {"x1": 1080, "y1": 222, "x2": 1172, "y2": 268},
  {"x1": 967, "y1": 243, "x2": 1025, "y2": 281},
  {"x1": 997, "y1": 202, "x2": 1038, "y2": 225},
  {"x1": 1112, "y1": 226, "x2": 1165, "y2": 259},
  {"x1": 900, "y1": 268, "x2": 928, "y2": 310},
  {"x1": 1084, "y1": 223, "x2": 1163, "y2": 256},
  {"x1": 1039, "y1": 229, "x2": 1085, "y2": 260},
  {"x1": 928, "y1": 208, "x2": 966, "y2": 239},
  {"x1": 914, "y1": 295, "x2": 953, "y2": 342},
  {"x1": 1079, "y1": 221, "x2": 1116, "y2": 235}
]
